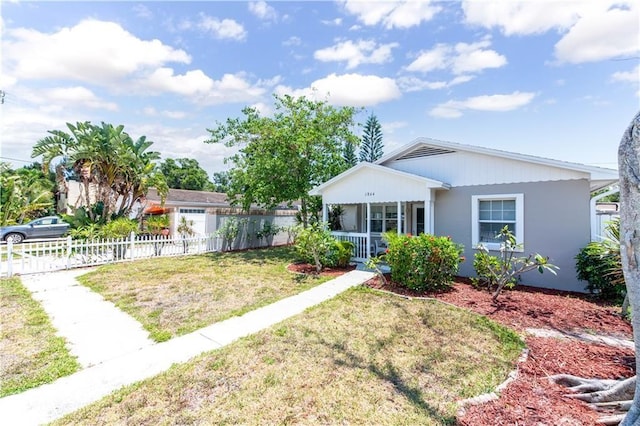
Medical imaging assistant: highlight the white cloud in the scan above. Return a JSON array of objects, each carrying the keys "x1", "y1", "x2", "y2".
[
  {"x1": 321, "y1": 18, "x2": 343, "y2": 26},
  {"x1": 314, "y1": 39, "x2": 398, "y2": 69},
  {"x1": 406, "y1": 38, "x2": 506, "y2": 75},
  {"x1": 397, "y1": 75, "x2": 474, "y2": 92},
  {"x1": 276, "y1": 73, "x2": 401, "y2": 107},
  {"x1": 429, "y1": 91, "x2": 536, "y2": 118},
  {"x1": 248, "y1": 1, "x2": 277, "y2": 21},
  {"x1": 142, "y1": 107, "x2": 186, "y2": 119},
  {"x1": 283, "y1": 36, "x2": 301, "y2": 47},
  {"x1": 554, "y1": 2, "x2": 639, "y2": 63},
  {"x1": 340, "y1": 0, "x2": 441, "y2": 29},
  {"x1": 612, "y1": 65, "x2": 640, "y2": 83},
  {"x1": 144, "y1": 68, "x2": 214, "y2": 96},
  {"x1": 40, "y1": 87, "x2": 118, "y2": 111},
  {"x1": 462, "y1": 0, "x2": 639, "y2": 64},
  {"x1": 3, "y1": 19, "x2": 191, "y2": 87},
  {"x1": 132, "y1": 4, "x2": 153, "y2": 19},
  {"x1": 381, "y1": 121, "x2": 408, "y2": 134},
  {"x1": 462, "y1": 0, "x2": 579, "y2": 35},
  {"x1": 197, "y1": 14, "x2": 246, "y2": 41}
]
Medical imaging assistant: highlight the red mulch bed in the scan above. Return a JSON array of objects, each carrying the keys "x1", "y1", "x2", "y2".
[{"x1": 365, "y1": 275, "x2": 635, "y2": 426}]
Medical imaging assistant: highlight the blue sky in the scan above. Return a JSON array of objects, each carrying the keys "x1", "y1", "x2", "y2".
[{"x1": 1, "y1": 1, "x2": 638, "y2": 177}]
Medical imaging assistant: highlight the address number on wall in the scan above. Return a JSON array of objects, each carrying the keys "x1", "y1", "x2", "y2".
[{"x1": 364, "y1": 192, "x2": 375, "y2": 197}]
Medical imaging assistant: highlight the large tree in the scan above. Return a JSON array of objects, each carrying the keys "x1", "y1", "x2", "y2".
[
  {"x1": 359, "y1": 113, "x2": 384, "y2": 163},
  {"x1": 159, "y1": 158, "x2": 212, "y2": 191},
  {"x1": 31, "y1": 121, "x2": 166, "y2": 222},
  {"x1": 206, "y1": 94, "x2": 360, "y2": 226},
  {"x1": 550, "y1": 111, "x2": 640, "y2": 425}
]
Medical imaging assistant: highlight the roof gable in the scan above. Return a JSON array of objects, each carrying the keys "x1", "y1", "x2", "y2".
[
  {"x1": 310, "y1": 163, "x2": 449, "y2": 204},
  {"x1": 377, "y1": 138, "x2": 618, "y2": 190}
]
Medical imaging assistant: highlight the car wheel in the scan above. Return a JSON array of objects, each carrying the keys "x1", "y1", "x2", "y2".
[{"x1": 5, "y1": 233, "x2": 24, "y2": 243}]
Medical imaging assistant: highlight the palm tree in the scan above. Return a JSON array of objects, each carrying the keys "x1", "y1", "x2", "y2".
[{"x1": 32, "y1": 121, "x2": 166, "y2": 222}]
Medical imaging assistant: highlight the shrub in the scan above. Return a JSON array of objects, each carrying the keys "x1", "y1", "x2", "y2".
[
  {"x1": 576, "y1": 242, "x2": 624, "y2": 302},
  {"x1": 475, "y1": 226, "x2": 557, "y2": 303},
  {"x1": 99, "y1": 218, "x2": 139, "y2": 239},
  {"x1": 384, "y1": 232, "x2": 464, "y2": 292},
  {"x1": 331, "y1": 240, "x2": 355, "y2": 268},
  {"x1": 294, "y1": 223, "x2": 335, "y2": 273},
  {"x1": 471, "y1": 250, "x2": 505, "y2": 289}
]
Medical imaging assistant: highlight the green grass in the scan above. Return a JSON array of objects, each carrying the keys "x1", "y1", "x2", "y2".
[
  {"x1": 77, "y1": 246, "x2": 333, "y2": 342},
  {"x1": 54, "y1": 287, "x2": 524, "y2": 425},
  {"x1": 0, "y1": 277, "x2": 80, "y2": 397}
]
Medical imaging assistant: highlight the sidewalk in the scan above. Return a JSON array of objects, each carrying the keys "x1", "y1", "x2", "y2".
[{"x1": 0, "y1": 269, "x2": 375, "y2": 426}]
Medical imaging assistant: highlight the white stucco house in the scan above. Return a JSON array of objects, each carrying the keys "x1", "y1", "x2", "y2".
[{"x1": 310, "y1": 138, "x2": 619, "y2": 293}]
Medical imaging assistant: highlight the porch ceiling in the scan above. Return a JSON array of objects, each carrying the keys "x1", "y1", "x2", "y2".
[{"x1": 310, "y1": 163, "x2": 449, "y2": 204}]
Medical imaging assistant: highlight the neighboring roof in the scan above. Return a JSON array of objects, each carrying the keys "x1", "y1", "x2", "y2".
[
  {"x1": 144, "y1": 188, "x2": 299, "y2": 211},
  {"x1": 309, "y1": 162, "x2": 449, "y2": 197},
  {"x1": 146, "y1": 188, "x2": 228, "y2": 207},
  {"x1": 377, "y1": 137, "x2": 620, "y2": 183}
]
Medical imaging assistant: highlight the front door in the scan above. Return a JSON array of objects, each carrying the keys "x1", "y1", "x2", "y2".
[{"x1": 412, "y1": 205, "x2": 425, "y2": 235}]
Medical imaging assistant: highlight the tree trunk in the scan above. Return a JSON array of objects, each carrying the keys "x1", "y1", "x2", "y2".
[{"x1": 618, "y1": 110, "x2": 640, "y2": 426}]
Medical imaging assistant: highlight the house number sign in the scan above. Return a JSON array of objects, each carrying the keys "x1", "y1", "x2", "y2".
[{"x1": 364, "y1": 192, "x2": 375, "y2": 197}]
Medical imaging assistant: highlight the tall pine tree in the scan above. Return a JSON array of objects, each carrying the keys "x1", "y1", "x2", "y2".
[
  {"x1": 343, "y1": 140, "x2": 357, "y2": 167},
  {"x1": 359, "y1": 113, "x2": 383, "y2": 162}
]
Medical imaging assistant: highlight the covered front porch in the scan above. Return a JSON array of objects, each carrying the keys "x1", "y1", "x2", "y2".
[{"x1": 309, "y1": 163, "x2": 450, "y2": 262}]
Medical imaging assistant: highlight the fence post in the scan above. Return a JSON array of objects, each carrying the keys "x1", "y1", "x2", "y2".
[
  {"x1": 7, "y1": 240, "x2": 13, "y2": 277},
  {"x1": 66, "y1": 236, "x2": 73, "y2": 269},
  {"x1": 130, "y1": 231, "x2": 136, "y2": 261}
]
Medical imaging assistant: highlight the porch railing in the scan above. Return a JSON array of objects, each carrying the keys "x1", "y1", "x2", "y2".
[{"x1": 331, "y1": 231, "x2": 368, "y2": 262}]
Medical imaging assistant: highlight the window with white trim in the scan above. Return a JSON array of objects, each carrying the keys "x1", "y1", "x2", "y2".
[
  {"x1": 471, "y1": 194, "x2": 524, "y2": 250},
  {"x1": 367, "y1": 205, "x2": 404, "y2": 233}
]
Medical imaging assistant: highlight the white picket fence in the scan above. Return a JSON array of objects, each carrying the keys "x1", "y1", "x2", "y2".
[{"x1": 0, "y1": 233, "x2": 222, "y2": 277}]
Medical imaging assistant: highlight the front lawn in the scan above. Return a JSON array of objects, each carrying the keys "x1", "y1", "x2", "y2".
[
  {"x1": 54, "y1": 287, "x2": 524, "y2": 425},
  {"x1": 77, "y1": 246, "x2": 333, "y2": 342},
  {"x1": 0, "y1": 278, "x2": 80, "y2": 396}
]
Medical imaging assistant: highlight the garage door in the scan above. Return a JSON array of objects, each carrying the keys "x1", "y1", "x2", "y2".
[{"x1": 177, "y1": 208, "x2": 207, "y2": 236}]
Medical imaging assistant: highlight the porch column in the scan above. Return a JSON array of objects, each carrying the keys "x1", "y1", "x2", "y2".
[
  {"x1": 424, "y1": 189, "x2": 433, "y2": 234},
  {"x1": 397, "y1": 201, "x2": 402, "y2": 234},
  {"x1": 322, "y1": 203, "x2": 328, "y2": 224},
  {"x1": 366, "y1": 202, "x2": 371, "y2": 258}
]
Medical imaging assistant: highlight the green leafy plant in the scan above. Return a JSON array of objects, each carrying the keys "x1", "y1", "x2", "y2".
[
  {"x1": 293, "y1": 222, "x2": 335, "y2": 273},
  {"x1": 217, "y1": 217, "x2": 240, "y2": 251},
  {"x1": 331, "y1": 239, "x2": 355, "y2": 268},
  {"x1": 256, "y1": 221, "x2": 280, "y2": 246},
  {"x1": 575, "y1": 218, "x2": 624, "y2": 302},
  {"x1": 365, "y1": 254, "x2": 388, "y2": 285},
  {"x1": 475, "y1": 226, "x2": 558, "y2": 303},
  {"x1": 471, "y1": 250, "x2": 504, "y2": 289},
  {"x1": 146, "y1": 215, "x2": 170, "y2": 235},
  {"x1": 99, "y1": 218, "x2": 139, "y2": 239},
  {"x1": 99, "y1": 217, "x2": 139, "y2": 260},
  {"x1": 177, "y1": 216, "x2": 195, "y2": 253},
  {"x1": 384, "y1": 232, "x2": 464, "y2": 292}
]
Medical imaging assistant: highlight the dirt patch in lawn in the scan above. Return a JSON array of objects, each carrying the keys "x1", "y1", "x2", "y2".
[
  {"x1": 286, "y1": 262, "x2": 357, "y2": 277},
  {"x1": 365, "y1": 275, "x2": 634, "y2": 426}
]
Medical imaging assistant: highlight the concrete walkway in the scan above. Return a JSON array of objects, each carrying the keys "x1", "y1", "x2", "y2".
[
  {"x1": 0, "y1": 268, "x2": 374, "y2": 426},
  {"x1": 20, "y1": 269, "x2": 154, "y2": 368}
]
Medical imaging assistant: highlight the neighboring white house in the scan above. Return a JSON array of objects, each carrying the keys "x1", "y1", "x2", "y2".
[{"x1": 310, "y1": 138, "x2": 619, "y2": 293}]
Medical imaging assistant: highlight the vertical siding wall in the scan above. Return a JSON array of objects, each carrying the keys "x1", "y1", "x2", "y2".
[
  {"x1": 435, "y1": 179, "x2": 591, "y2": 293},
  {"x1": 214, "y1": 214, "x2": 297, "y2": 250}
]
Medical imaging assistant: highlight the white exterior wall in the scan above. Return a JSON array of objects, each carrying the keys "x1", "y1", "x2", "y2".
[
  {"x1": 387, "y1": 151, "x2": 588, "y2": 187},
  {"x1": 341, "y1": 205, "x2": 359, "y2": 232},
  {"x1": 320, "y1": 167, "x2": 437, "y2": 204}
]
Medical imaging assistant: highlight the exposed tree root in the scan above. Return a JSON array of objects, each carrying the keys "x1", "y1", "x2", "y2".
[{"x1": 549, "y1": 374, "x2": 637, "y2": 425}]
